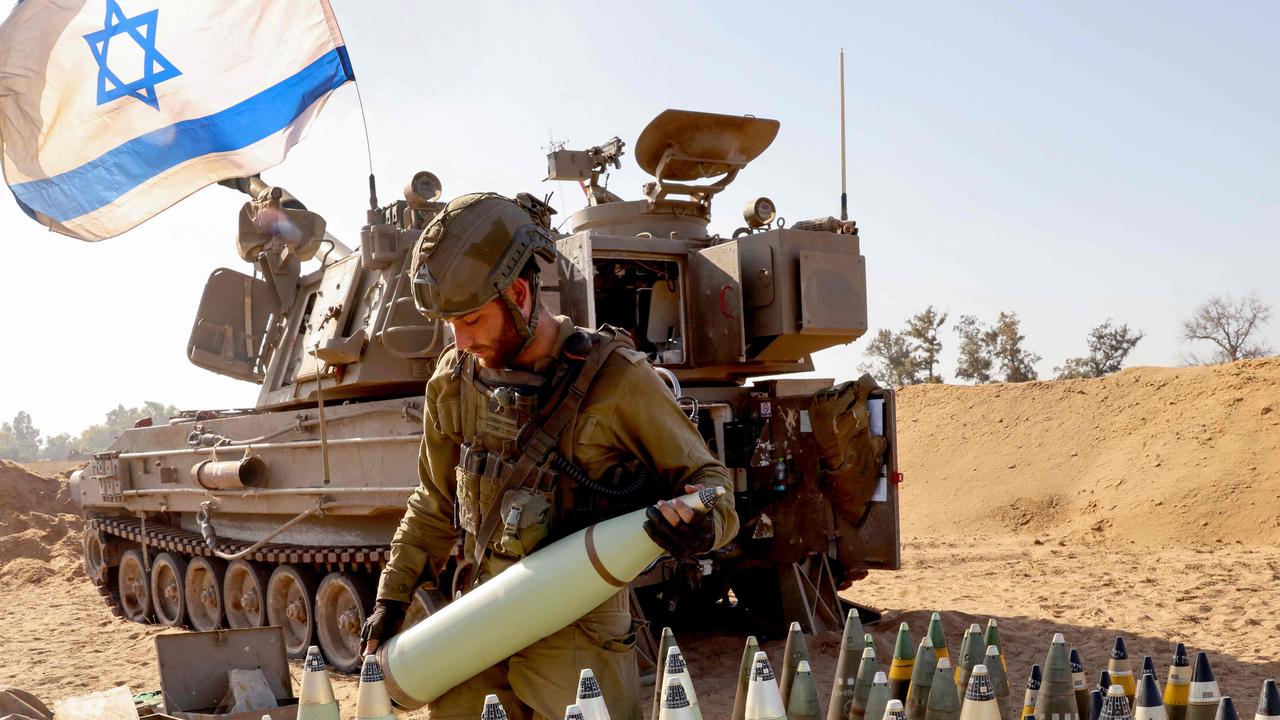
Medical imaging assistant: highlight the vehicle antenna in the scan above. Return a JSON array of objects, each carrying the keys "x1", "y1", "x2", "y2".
[
  {"x1": 353, "y1": 74, "x2": 378, "y2": 210},
  {"x1": 839, "y1": 47, "x2": 849, "y2": 221}
]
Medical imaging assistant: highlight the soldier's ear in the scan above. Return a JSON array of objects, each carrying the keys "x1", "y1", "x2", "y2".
[{"x1": 508, "y1": 277, "x2": 532, "y2": 313}]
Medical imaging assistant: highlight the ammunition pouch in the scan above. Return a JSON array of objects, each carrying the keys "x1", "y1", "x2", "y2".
[
  {"x1": 454, "y1": 445, "x2": 487, "y2": 536},
  {"x1": 456, "y1": 445, "x2": 559, "y2": 558},
  {"x1": 495, "y1": 488, "x2": 553, "y2": 558}
]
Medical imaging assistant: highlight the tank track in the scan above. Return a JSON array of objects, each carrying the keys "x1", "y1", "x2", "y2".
[
  {"x1": 89, "y1": 516, "x2": 391, "y2": 567},
  {"x1": 93, "y1": 571, "x2": 124, "y2": 619}
]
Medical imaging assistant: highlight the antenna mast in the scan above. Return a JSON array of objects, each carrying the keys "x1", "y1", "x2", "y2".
[{"x1": 839, "y1": 48, "x2": 848, "y2": 221}]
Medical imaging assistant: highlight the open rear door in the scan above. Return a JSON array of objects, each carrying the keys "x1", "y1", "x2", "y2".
[{"x1": 835, "y1": 387, "x2": 902, "y2": 570}]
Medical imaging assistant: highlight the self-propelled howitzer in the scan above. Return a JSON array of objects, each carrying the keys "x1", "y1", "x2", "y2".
[{"x1": 73, "y1": 108, "x2": 901, "y2": 674}]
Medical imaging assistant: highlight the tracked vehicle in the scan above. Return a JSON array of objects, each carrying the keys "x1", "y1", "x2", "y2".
[{"x1": 73, "y1": 108, "x2": 901, "y2": 673}]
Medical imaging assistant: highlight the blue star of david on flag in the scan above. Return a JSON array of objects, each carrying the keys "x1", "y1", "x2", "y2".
[{"x1": 83, "y1": 0, "x2": 182, "y2": 110}]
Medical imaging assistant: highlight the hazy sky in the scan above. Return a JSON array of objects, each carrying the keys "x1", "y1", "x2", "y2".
[{"x1": 2, "y1": 1, "x2": 1277, "y2": 438}]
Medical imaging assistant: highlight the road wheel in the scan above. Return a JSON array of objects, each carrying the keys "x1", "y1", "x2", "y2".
[
  {"x1": 224, "y1": 559, "x2": 271, "y2": 628},
  {"x1": 150, "y1": 552, "x2": 188, "y2": 627},
  {"x1": 117, "y1": 549, "x2": 152, "y2": 622},
  {"x1": 400, "y1": 583, "x2": 446, "y2": 633},
  {"x1": 83, "y1": 530, "x2": 109, "y2": 586},
  {"x1": 185, "y1": 556, "x2": 227, "y2": 631},
  {"x1": 267, "y1": 564, "x2": 318, "y2": 658},
  {"x1": 315, "y1": 572, "x2": 372, "y2": 673}
]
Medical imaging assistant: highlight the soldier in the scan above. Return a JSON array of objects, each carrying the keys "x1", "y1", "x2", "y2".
[{"x1": 359, "y1": 193, "x2": 740, "y2": 720}]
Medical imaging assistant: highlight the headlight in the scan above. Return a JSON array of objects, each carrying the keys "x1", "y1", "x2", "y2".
[{"x1": 743, "y1": 196, "x2": 776, "y2": 228}]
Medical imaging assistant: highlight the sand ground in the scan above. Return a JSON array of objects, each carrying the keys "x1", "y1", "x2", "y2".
[
  {"x1": 3, "y1": 534, "x2": 1277, "y2": 718},
  {"x1": 2, "y1": 358, "x2": 1278, "y2": 717}
]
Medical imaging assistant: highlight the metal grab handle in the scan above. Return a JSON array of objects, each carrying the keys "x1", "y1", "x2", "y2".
[
  {"x1": 373, "y1": 251, "x2": 441, "y2": 358},
  {"x1": 196, "y1": 500, "x2": 326, "y2": 561}
]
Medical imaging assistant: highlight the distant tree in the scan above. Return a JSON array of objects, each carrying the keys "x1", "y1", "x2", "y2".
[
  {"x1": 1181, "y1": 292, "x2": 1274, "y2": 364},
  {"x1": 0, "y1": 411, "x2": 43, "y2": 462},
  {"x1": 40, "y1": 433, "x2": 75, "y2": 461},
  {"x1": 953, "y1": 312, "x2": 1040, "y2": 383},
  {"x1": 861, "y1": 328, "x2": 921, "y2": 387},
  {"x1": 78, "y1": 401, "x2": 178, "y2": 452},
  {"x1": 904, "y1": 306, "x2": 948, "y2": 383},
  {"x1": 990, "y1": 311, "x2": 1040, "y2": 382},
  {"x1": 954, "y1": 315, "x2": 994, "y2": 384},
  {"x1": 1055, "y1": 320, "x2": 1144, "y2": 379}
]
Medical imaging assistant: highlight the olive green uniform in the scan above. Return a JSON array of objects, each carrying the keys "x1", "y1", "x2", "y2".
[{"x1": 377, "y1": 315, "x2": 739, "y2": 720}]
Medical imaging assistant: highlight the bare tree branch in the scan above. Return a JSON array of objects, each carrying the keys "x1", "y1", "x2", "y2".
[{"x1": 1181, "y1": 293, "x2": 1274, "y2": 363}]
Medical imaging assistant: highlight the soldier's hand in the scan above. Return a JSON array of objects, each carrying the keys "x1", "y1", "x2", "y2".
[
  {"x1": 360, "y1": 599, "x2": 406, "y2": 656},
  {"x1": 643, "y1": 484, "x2": 716, "y2": 559}
]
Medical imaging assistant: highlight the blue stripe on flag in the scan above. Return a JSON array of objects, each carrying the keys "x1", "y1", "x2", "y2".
[{"x1": 12, "y1": 46, "x2": 354, "y2": 223}]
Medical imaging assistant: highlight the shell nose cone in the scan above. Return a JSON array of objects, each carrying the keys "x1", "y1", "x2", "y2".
[
  {"x1": 1089, "y1": 690, "x2": 1104, "y2": 720},
  {"x1": 482, "y1": 694, "x2": 509, "y2": 720},
  {"x1": 299, "y1": 644, "x2": 337, "y2": 712},
  {"x1": 1191, "y1": 653, "x2": 1215, "y2": 683},
  {"x1": 895, "y1": 623, "x2": 916, "y2": 659},
  {"x1": 1136, "y1": 672, "x2": 1164, "y2": 707},
  {"x1": 665, "y1": 646, "x2": 688, "y2": 675},
  {"x1": 304, "y1": 645, "x2": 326, "y2": 671},
  {"x1": 752, "y1": 651, "x2": 776, "y2": 681},
  {"x1": 663, "y1": 677, "x2": 691, "y2": 708},
  {"x1": 1070, "y1": 649, "x2": 1085, "y2": 674},
  {"x1": 1113, "y1": 637, "x2": 1129, "y2": 660},
  {"x1": 355, "y1": 655, "x2": 395, "y2": 720},
  {"x1": 359, "y1": 654, "x2": 384, "y2": 683},
  {"x1": 1026, "y1": 664, "x2": 1043, "y2": 690},
  {"x1": 1100, "y1": 685, "x2": 1134, "y2": 720},
  {"x1": 1257, "y1": 680, "x2": 1280, "y2": 718},
  {"x1": 575, "y1": 668, "x2": 610, "y2": 720},
  {"x1": 746, "y1": 651, "x2": 787, "y2": 720},
  {"x1": 1171, "y1": 644, "x2": 1189, "y2": 666},
  {"x1": 577, "y1": 668, "x2": 603, "y2": 699},
  {"x1": 964, "y1": 665, "x2": 995, "y2": 701},
  {"x1": 1214, "y1": 697, "x2": 1238, "y2": 720}
]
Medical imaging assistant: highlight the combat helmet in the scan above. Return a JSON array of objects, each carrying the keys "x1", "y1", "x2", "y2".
[{"x1": 410, "y1": 192, "x2": 557, "y2": 350}]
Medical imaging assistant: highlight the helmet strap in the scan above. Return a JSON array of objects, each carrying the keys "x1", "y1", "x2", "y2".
[{"x1": 499, "y1": 271, "x2": 543, "y2": 356}]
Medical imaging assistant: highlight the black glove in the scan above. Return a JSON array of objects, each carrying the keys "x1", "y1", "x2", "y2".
[
  {"x1": 361, "y1": 599, "x2": 406, "y2": 647},
  {"x1": 643, "y1": 504, "x2": 716, "y2": 560}
]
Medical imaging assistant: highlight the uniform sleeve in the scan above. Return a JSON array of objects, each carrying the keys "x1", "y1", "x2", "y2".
[
  {"x1": 588, "y1": 357, "x2": 740, "y2": 548},
  {"x1": 376, "y1": 363, "x2": 463, "y2": 603}
]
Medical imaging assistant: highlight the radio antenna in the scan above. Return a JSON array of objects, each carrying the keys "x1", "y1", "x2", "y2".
[{"x1": 839, "y1": 48, "x2": 848, "y2": 221}]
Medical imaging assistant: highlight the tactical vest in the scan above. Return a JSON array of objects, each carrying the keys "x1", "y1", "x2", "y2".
[{"x1": 452, "y1": 325, "x2": 653, "y2": 568}]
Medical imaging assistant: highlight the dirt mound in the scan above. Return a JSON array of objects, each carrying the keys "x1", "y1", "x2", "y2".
[
  {"x1": 0, "y1": 460, "x2": 84, "y2": 584},
  {"x1": 895, "y1": 357, "x2": 1280, "y2": 546}
]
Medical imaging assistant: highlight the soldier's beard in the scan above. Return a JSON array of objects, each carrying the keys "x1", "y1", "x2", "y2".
[{"x1": 472, "y1": 312, "x2": 526, "y2": 369}]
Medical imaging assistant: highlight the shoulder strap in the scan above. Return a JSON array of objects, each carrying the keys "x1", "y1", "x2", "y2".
[
  {"x1": 468, "y1": 329, "x2": 629, "y2": 570},
  {"x1": 458, "y1": 352, "x2": 480, "y2": 442}
]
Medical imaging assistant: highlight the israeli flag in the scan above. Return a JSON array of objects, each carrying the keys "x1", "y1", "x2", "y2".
[{"x1": 0, "y1": 0, "x2": 354, "y2": 241}]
